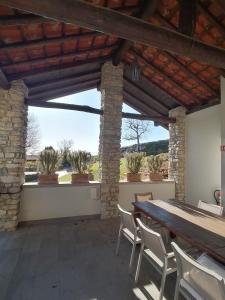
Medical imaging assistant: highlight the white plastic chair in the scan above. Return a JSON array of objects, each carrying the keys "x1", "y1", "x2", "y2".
[
  {"x1": 116, "y1": 204, "x2": 141, "y2": 273},
  {"x1": 198, "y1": 200, "x2": 223, "y2": 216},
  {"x1": 135, "y1": 218, "x2": 176, "y2": 300},
  {"x1": 171, "y1": 241, "x2": 225, "y2": 300}
]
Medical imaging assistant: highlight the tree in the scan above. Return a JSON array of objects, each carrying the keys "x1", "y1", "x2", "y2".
[
  {"x1": 58, "y1": 139, "x2": 74, "y2": 168},
  {"x1": 123, "y1": 119, "x2": 151, "y2": 152},
  {"x1": 26, "y1": 113, "x2": 41, "y2": 154}
]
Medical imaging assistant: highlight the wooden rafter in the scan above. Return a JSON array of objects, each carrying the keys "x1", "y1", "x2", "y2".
[
  {"x1": 130, "y1": 49, "x2": 200, "y2": 105},
  {"x1": 178, "y1": 0, "x2": 197, "y2": 36},
  {"x1": 123, "y1": 90, "x2": 164, "y2": 117},
  {"x1": 154, "y1": 13, "x2": 219, "y2": 97},
  {"x1": 27, "y1": 79, "x2": 99, "y2": 102},
  {"x1": 8, "y1": 57, "x2": 110, "y2": 81},
  {"x1": 113, "y1": 0, "x2": 158, "y2": 65},
  {"x1": 0, "y1": 6, "x2": 140, "y2": 26},
  {"x1": 26, "y1": 100, "x2": 175, "y2": 124},
  {"x1": 197, "y1": 2, "x2": 225, "y2": 37},
  {"x1": 2, "y1": 45, "x2": 117, "y2": 70},
  {"x1": 1, "y1": 0, "x2": 225, "y2": 69},
  {"x1": 124, "y1": 77, "x2": 169, "y2": 113},
  {"x1": 0, "y1": 32, "x2": 101, "y2": 53},
  {"x1": 28, "y1": 71, "x2": 100, "y2": 95}
]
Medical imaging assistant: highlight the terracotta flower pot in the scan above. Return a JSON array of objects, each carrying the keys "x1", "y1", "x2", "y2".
[
  {"x1": 38, "y1": 174, "x2": 58, "y2": 185},
  {"x1": 71, "y1": 173, "x2": 89, "y2": 184},
  {"x1": 127, "y1": 173, "x2": 141, "y2": 182},
  {"x1": 149, "y1": 172, "x2": 163, "y2": 182}
]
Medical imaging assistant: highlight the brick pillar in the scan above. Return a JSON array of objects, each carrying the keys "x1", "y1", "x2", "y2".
[
  {"x1": 168, "y1": 106, "x2": 186, "y2": 202},
  {"x1": 99, "y1": 62, "x2": 123, "y2": 218},
  {"x1": 0, "y1": 80, "x2": 28, "y2": 231}
]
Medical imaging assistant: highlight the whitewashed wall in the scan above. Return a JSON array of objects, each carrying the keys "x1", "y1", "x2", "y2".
[
  {"x1": 20, "y1": 181, "x2": 175, "y2": 222},
  {"x1": 185, "y1": 105, "x2": 221, "y2": 206}
]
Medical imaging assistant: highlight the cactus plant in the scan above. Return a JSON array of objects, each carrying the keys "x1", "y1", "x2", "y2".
[
  {"x1": 38, "y1": 147, "x2": 60, "y2": 184},
  {"x1": 39, "y1": 147, "x2": 60, "y2": 175},
  {"x1": 69, "y1": 151, "x2": 91, "y2": 174},
  {"x1": 147, "y1": 155, "x2": 163, "y2": 181},
  {"x1": 125, "y1": 152, "x2": 144, "y2": 182},
  {"x1": 68, "y1": 151, "x2": 91, "y2": 183}
]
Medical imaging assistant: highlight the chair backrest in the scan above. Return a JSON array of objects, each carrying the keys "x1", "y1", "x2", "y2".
[
  {"x1": 198, "y1": 200, "x2": 223, "y2": 216},
  {"x1": 135, "y1": 192, "x2": 153, "y2": 202},
  {"x1": 136, "y1": 218, "x2": 166, "y2": 263},
  {"x1": 117, "y1": 204, "x2": 137, "y2": 234},
  {"x1": 171, "y1": 242, "x2": 225, "y2": 300}
]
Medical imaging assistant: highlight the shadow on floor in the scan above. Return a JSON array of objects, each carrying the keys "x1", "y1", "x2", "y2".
[{"x1": 0, "y1": 218, "x2": 178, "y2": 300}]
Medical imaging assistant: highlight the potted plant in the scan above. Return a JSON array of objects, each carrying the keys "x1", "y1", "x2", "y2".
[
  {"x1": 148, "y1": 155, "x2": 163, "y2": 181},
  {"x1": 125, "y1": 152, "x2": 144, "y2": 182},
  {"x1": 38, "y1": 147, "x2": 60, "y2": 184},
  {"x1": 69, "y1": 150, "x2": 91, "y2": 184}
]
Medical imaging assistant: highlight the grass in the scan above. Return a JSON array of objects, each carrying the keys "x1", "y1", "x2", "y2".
[{"x1": 59, "y1": 173, "x2": 71, "y2": 182}]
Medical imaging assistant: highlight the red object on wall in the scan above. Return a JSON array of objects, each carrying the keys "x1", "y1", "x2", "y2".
[{"x1": 220, "y1": 145, "x2": 225, "y2": 151}]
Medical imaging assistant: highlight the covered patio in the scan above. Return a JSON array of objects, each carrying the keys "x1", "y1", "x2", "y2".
[{"x1": 0, "y1": 0, "x2": 225, "y2": 299}]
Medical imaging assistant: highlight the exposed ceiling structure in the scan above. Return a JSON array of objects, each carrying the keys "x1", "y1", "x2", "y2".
[{"x1": 0, "y1": 0, "x2": 224, "y2": 126}]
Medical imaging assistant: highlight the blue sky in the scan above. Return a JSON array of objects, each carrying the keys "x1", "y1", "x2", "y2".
[{"x1": 29, "y1": 89, "x2": 169, "y2": 155}]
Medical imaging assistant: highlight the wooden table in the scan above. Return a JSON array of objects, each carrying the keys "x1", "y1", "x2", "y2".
[{"x1": 133, "y1": 199, "x2": 225, "y2": 265}]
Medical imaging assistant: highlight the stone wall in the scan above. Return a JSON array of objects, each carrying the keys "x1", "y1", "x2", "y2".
[
  {"x1": 168, "y1": 106, "x2": 186, "y2": 202},
  {"x1": 99, "y1": 62, "x2": 123, "y2": 218},
  {"x1": 0, "y1": 80, "x2": 27, "y2": 231}
]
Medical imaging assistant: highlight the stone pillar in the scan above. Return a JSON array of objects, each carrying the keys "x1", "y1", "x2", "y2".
[
  {"x1": 0, "y1": 80, "x2": 28, "y2": 231},
  {"x1": 168, "y1": 106, "x2": 186, "y2": 202},
  {"x1": 99, "y1": 62, "x2": 123, "y2": 218}
]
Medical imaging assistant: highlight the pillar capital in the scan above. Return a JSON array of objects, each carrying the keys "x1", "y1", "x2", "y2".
[{"x1": 169, "y1": 106, "x2": 186, "y2": 119}]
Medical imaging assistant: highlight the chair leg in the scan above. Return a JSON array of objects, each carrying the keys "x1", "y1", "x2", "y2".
[
  {"x1": 116, "y1": 225, "x2": 122, "y2": 255},
  {"x1": 159, "y1": 269, "x2": 167, "y2": 300},
  {"x1": 174, "y1": 278, "x2": 180, "y2": 300},
  {"x1": 135, "y1": 243, "x2": 144, "y2": 283},
  {"x1": 129, "y1": 242, "x2": 136, "y2": 274}
]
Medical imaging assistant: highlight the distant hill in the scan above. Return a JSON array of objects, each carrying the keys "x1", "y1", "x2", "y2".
[{"x1": 121, "y1": 139, "x2": 169, "y2": 156}]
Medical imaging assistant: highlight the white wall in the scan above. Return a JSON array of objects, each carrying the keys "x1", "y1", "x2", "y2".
[
  {"x1": 185, "y1": 105, "x2": 221, "y2": 206},
  {"x1": 20, "y1": 184, "x2": 100, "y2": 221},
  {"x1": 119, "y1": 181, "x2": 175, "y2": 211},
  {"x1": 21, "y1": 181, "x2": 175, "y2": 222}
]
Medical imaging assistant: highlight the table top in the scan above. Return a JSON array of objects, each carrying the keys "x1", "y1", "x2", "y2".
[{"x1": 133, "y1": 199, "x2": 225, "y2": 264}]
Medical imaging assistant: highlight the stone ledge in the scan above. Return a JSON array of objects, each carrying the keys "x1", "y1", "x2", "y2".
[{"x1": 23, "y1": 180, "x2": 175, "y2": 189}]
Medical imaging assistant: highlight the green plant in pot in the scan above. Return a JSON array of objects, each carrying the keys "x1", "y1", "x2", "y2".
[
  {"x1": 147, "y1": 155, "x2": 163, "y2": 181},
  {"x1": 125, "y1": 152, "x2": 144, "y2": 182},
  {"x1": 38, "y1": 147, "x2": 60, "y2": 184},
  {"x1": 69, "y1": 150, "x2": 91, "y2": 184}
]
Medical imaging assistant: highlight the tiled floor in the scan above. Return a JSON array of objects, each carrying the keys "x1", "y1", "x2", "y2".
[{"x1": 0, "y1": 217, "x2": 178, "y2": 300}]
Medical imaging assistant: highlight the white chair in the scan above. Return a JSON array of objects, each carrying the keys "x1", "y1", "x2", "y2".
[
  {"x1": 171, "y1": 241, "x2": 225, "y2": 300},
  {"x1": 116, "y1": 204, "x2": 141, "y2": 273},
  {"x1": 135, "y1": 218, "x2": 176, "y2": 300},
  {"x1": 198, "y1": 200, "x2": 223, "y2": 216}
]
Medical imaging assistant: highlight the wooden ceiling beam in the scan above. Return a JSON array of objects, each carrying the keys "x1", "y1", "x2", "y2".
[
  {"x1": 113, "y1": 0, "x2": 158, "y2": 65},
  {"x1": 28, "y1": 70, "x2": 100, "y2": 94},
  {"x1": 124, "y1": 77, "x2": 169, "y2": 113},
  {"x1": 0, "y1": 69, "x2": 10, "y2": 89},
  {"x1": 123, "y1": 90, "x2": 164, "y2": 117},
  {"x1": 130, "y1": 49, "x2": 200, "y2": 105},
  {"x1": 27, "y1": 100, "x2": 175, "y2": 124},
  {"x1": 0, "y1": 32, "x2": 101, "y2": 53},
  {"x1": 178, "y1": 0, "x2": 197, "y2": 36},
  {"x1": 27, "y1": 78, "x2": 99, "y2": 102},
  {"x1": 8, "y1": 57, "x2": 110, "y2": 81},
  {"x1": 2, "y1": 0, "x2": 225, "y2": 69},
  {"x1": 0, "y1": 6, "x2": 141, "y2": 26},
  {"x1": 2, "y1": 45, "x2": 117, "y2": 70}
]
